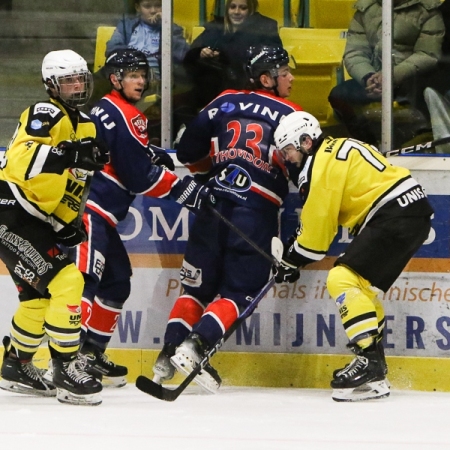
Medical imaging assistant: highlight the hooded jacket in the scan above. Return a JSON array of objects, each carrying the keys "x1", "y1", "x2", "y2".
[{"x1": 344, "y1": 0, "x2": 444, "y2": 86}]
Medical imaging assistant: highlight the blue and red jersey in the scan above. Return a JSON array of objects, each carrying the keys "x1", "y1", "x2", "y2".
[
  {"x1": 88, "y1": 90, "x2": 178, "y2": 226},
  {"x1": 177, "y1": 89, "x2": 302, "y2": 211}
]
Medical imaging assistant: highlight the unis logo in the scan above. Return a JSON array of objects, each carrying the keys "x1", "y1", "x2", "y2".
[{"x1": 216, "y1": 164, "x2": 251, "y2": 192}]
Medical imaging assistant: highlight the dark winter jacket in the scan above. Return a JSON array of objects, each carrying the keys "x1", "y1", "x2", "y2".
[
  {"x1": 344, "y1": 0, "x2": 444, "y2": 86},
  {"x1": 184, "y1": 12, "x2": 282, "y2": 99}
]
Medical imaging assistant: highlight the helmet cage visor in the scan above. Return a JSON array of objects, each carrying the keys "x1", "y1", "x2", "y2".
[{"x1": 50, "y1": 70, "x2": 93, "y2": 107}]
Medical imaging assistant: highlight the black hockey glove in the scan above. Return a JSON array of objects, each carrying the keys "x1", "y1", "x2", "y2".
[
  {"x1": 273, "y1": 260, "x2": 300, "y2": 284},
  {"x1": 273, "y1": 233, "x2": 304, "y2": 284},
  {"x1": 55, "y1": 221, "x2": 87, "y2": 248},
  {"x1": 58, "y1": 138, "x2": 110, "y2": 171},
  {"x1": 173, "y1": 175, "x2": 216, "y2": 214},
  {"x1": 148, "y1": 144, "x2": 175, "y2": 171}
]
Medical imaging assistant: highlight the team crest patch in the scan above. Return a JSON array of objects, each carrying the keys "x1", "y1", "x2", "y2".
[
  {"x1": 131, "y1": 115, "x2": 147, "y2": 138},
  {"x1": 220, "y1": 102, "x2": 235, "y2": 113},
  {"x1": 30, "y1": 119, "x2": 43, "y2": 130}
]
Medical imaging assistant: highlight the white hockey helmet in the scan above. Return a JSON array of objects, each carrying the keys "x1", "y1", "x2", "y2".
[
  {"x1": 42, "y1": 49, "x2": 93, "y2": 107},
  {"x1": 274, "y1": 111, "x2": 322, "y2": 153}
]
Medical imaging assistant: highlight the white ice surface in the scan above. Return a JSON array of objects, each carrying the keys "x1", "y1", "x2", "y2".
[{"x1": 1, "y1": 385, "x2": 450, "y2": 450}]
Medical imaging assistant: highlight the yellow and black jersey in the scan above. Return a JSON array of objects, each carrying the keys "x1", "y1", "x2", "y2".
[
  {"x1": 294, "y1": 136, "x2": 430, "y2": 264},
  {"x1": 0, "y1": 98, "x2": 96, "y2": 231}
]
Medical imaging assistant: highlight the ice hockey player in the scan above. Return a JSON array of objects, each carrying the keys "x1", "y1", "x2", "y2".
[
  {"x1": 0, "y1": 49, "x2": 109, "y2": 405},
  {"x1": 152, "y1": 44, "x2": 302, "y2": 392},
  {"x1": 70, "y1": 48, "x2": 215, "y2": 388},
  {"x1": 272, "y1": 111, "x2": 434, "y2": 401}
]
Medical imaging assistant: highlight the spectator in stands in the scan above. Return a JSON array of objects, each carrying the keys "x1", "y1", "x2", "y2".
[
  {"x1": 183, "y1": 0, "x2": 282, "y2": 110},
  {"x1": 106, "y1": 0, "x2": 189, "y2": 87},
  {"x1": 421, "y1": 0, "x2": 450, "y2": 153},
  {"x1": 328, "y1": 0, "x2": 444, "y2": 148},
  {"x1": 105, "y1": 0, "x2": 193, "y2": 143},
  {"x1": 423, "y1": 86, "x2": 450, "y2": 153}
]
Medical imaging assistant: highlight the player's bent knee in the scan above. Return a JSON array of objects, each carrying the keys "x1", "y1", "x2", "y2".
[
  {"x1": 326, "y1": 265, "x2": 361, "y2": 299},
  {"x1": 47, "y1": 264, "x2": 84, "y2": 301}
]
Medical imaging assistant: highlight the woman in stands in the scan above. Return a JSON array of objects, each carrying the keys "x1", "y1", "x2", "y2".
[{"x1": 183, "y1": 0, "x2": 282, "y2": 110}]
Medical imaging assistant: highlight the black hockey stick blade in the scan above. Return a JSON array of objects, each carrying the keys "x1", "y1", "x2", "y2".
[
  {"x1": 383, "y1": 135, "x2": 450, "y2": 157},
  {"x1": 136, "y1": 375, "x2": 169, "y2": 400},
  {"x1": 135, "y1": 277, "x2": 276, "y2": 401}
]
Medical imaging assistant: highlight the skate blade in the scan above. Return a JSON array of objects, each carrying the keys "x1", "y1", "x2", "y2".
[
  {"x1": 170, "y1": 354, "x2": 219, "y2": 394},
  {"x1": 101, "y1": 375, "x2": 127, "y2": 389},
  {"x1": 0, "y1": 378, "x2": 56, "y2": 397},
  {"x1": 332, "y1": 380, "x2": 390, "y2": 402},
  {"x1": 56, "y1": 388, "x2": 102, "y2": 406}
]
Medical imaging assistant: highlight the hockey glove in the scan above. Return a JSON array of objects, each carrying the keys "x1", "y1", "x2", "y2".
[
  {"x1": 148, "y1": 144, "x2": 175, "y2": 171},
  {"x1": 174, "y1": 175, "x2": 216, "y2": 214},
  {"x1": 273, "y1": 261, "x2": 300, "y2": 284},
  {"x1": 273, "y1": 234, "x2": 305, "y2": 284},
  {"x1": 55, "y1": 221, "x2": 87, "y2": 248},
  {"x1": 59, "y1": 138, "x2": 110, "y2": 171}
]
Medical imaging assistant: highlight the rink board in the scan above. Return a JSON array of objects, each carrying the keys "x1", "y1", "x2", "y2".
[{"x1": 1, "y1": 157, "x2": 450, "y2": 390}]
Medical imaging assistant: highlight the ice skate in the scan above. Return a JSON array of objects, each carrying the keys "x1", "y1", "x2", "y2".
[
  {"x1": 152, "y1": 343, "x2": 176, "y2": 383},
  {"x1": 0, "y1": 336, "x2": 56, "y2": 397},
  {"x1": 333, "y1": 339, "x2": 390, "y2": 388},
  {"x1": 170, "y1": 333, "x2": 222, "y2": 394},
  {"x1": 331, "y1": 342, "x2": 390, "y2": 402},
  {"x1": 80, "y1": 343, "x2": 128, "y2": 388},
  {"x1": 51, "y1": 353, "x2": 103, "y2": 406},
  {"x1": 333, "y1": 339, "x2": 388, "y2": 378}
]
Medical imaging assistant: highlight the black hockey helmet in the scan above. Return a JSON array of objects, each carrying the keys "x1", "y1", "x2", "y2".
[
  {"x1": 245, "y1": 45, "x2": 289, "y2": 82},
  {"x1": 104, "y1": 48, "x2": 149, "y2": 82}
]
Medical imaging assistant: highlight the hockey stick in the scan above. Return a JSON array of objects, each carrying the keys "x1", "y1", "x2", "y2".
[
  {"x1": 74, "y1": 170, "x2": 93, "y2": 228},
  {"x1": 135, "y1": 276, "x2": 276, "y2": 401},
  {"x1": 207, "y1": 204, "x2": 282, "y2": 267},
  {"x1": 382, "y1": 135, "x2": 450, "y2": 157}
]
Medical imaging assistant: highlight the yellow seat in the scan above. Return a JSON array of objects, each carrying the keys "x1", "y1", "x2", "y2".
[
  {"x1": 174, "y1": 0, "x2": 202, "y2": 42},
  {"x1": 205, "y1": 0, "x2": 216, "y2": 22},
  {"x1": 93, "y1": 26, "x2": 158, "y2": 105},
  {"x1": 257, "y1": 0, "x2": 288, "y2": 27},
  {"x1": 280, "y1": 27, "x2": 347, "y2": 127},
  {"x1": 309, "y1": 0, "x2": 355, "y2": 29},
  {"x1": 191, "y1": 26, "x2": 205, "y2": 43},
  {"x1": 94, "y1": 26, "x2": 116, "y2": 73},
  {"x1": 290, "y1": 0, "x2": 301, "y2": 27}
]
